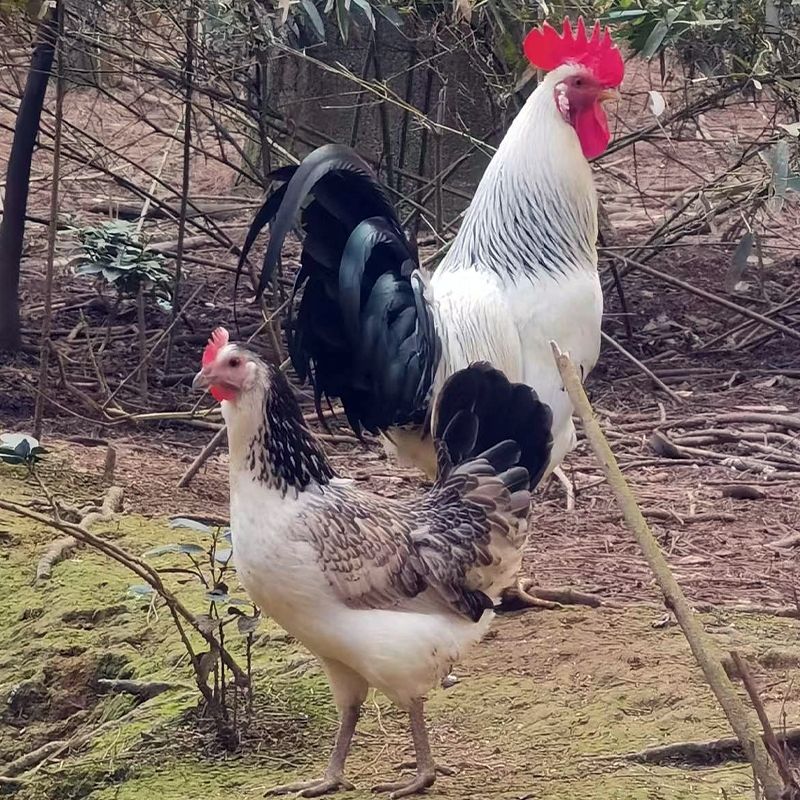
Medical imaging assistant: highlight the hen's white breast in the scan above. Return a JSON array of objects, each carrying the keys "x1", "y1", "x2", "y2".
[{"x1": 229, "y1": 475, "x2": 491, "y2": 707}]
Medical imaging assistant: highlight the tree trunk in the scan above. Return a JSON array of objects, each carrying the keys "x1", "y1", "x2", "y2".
[{"x1": 0, "y1": 5, "x2": 60, "y2": 352}]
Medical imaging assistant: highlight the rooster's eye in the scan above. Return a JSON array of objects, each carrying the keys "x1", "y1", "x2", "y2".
[{"x1": 229, "y1": 357, "x2": 241, "y2": 368}]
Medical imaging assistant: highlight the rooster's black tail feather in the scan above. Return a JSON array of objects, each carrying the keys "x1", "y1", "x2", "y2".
[
  {"x1": 435, "y1": 362, "x2": 554, "y2": 489},
  {"x1": 238, "y1": 144, "x2": 438, "y2": 435}
]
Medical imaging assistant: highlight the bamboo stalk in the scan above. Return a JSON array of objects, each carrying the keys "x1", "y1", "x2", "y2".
[
  {"x1": 551, "y1": 342, "x2": 784, "y2": 800},
  {"x1": 164, "y1": 0, "x2": 196, "y2": 371}
]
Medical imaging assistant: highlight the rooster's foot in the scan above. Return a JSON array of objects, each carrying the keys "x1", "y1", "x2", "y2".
[
  {"x1": 264, "y1": 774, "x2": 354, "y2": 798},
  {"x1": 394, "y1": 761, "x2": 456, "y2": 776},
  {"x1": 371, "y1": 767, "x2": 436, "y2": 799}
]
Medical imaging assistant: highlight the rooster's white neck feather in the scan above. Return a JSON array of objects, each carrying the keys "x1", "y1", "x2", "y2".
[{"x1": 438, "y1": 65, "x2": 598, "y2": 281}]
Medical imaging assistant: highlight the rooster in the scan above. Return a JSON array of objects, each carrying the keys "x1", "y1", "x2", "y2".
[
  {"x1": 193, "y1": 327, "x2": 553, "y2": 798},
  {"x1": 237, "y1": 17, "x2": 623, "y2": 487}
]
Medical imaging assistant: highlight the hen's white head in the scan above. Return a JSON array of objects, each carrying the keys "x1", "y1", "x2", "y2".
[
  {"x1": 192, "y1": 327, "x2": 262, "y2": 403},
  {"x1": 525, "y1": 17, "x2": 625, "y2": 159}
]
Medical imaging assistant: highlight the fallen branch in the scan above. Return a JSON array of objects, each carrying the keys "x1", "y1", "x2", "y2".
[
  {"x1": 552, "y1": 343, "x2": 784, "y2": 800},
  {"x1": 36, "y1": 485, "x2": 124, "y2": 582},
  {"x1": 96, "y1": 678, "x2": 176, "y2": 700},
  {"x1": 1, "y1": 740, "x2": 67, "y2": 778},
  {"x1": 608, "y1": 253, "x2": 800, "y2": 343},
  {"x1": 521, "y1": 582, "x2": 604, "y2": 608},
  {"x1": 601, "y1": 331, "x2": 684, "y2": 403},
  {"x1": 614, "y1": 727, "x2": 800, "y2": 766},
  {"x1": 601, "y1": 507, "x2": 737, "y2": 525}
]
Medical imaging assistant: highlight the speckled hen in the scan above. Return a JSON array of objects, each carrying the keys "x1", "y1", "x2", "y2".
[{"x1": 193, "y1": 327, "x2": 553, "y2": 798}]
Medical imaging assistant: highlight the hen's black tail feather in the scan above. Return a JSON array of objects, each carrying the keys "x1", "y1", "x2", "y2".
[
  {"x1": 238, "y1": 144, "x2": 438, "y2": 435},
  {"x1": 435, "y1": 362, "x2": 554, "y2": 490}
]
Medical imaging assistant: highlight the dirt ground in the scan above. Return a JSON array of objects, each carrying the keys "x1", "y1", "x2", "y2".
[{"x1": 1, "y1": 45, "x2": 800, "y2": 800}]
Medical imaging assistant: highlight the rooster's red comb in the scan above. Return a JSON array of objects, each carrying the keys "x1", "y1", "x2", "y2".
[
  {"x1": 523, "y1": 17, "x2": 624, "y2": 88},
  {"x1": 202, "y1": 327, "x2": 230, "y2": 366}
]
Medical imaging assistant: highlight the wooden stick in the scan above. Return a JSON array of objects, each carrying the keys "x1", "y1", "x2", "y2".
[
  {"x1": 178, "y1": 425, "x2": 227, "y2": 488},
  {"x1": 551, "y1": 342, "x2": 784, "y2": 800},
  {"x1": 609, "y1": 253, "x2": 800, "y2": 343},
  {"x1": 601, "y1": 331, "x2": 684, "y2": 403}
]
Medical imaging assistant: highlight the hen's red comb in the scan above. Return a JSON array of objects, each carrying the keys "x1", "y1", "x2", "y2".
[
  {"x1": 524, "y1": 17, "x2": 624, "y2": 88},
  {"x1": 202, "y1": 327, "x2": 230, "y2": 366}
]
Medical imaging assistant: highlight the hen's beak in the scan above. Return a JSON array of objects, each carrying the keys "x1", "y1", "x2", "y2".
[
  {"x1": 598, "y1": 89, "x2": 619, "y2": 105},
  {"x1": 192, "y1": 368, "x2": 212, "y2": 392}
]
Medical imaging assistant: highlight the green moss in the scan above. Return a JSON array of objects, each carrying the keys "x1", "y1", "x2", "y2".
[{"x1": 3, "y1": 463, "x2": 800, "y2": 800}]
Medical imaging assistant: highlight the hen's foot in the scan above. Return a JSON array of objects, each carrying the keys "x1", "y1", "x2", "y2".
[
  {"x1": 371, "y1": 768, "x2": 436, "y2": 799},
  {"x1": 264, "y1": 774, "x2": 354, "y2": 797},
  {"x1": 495, "y1": 577, "x2": 561, "y2": 614}
]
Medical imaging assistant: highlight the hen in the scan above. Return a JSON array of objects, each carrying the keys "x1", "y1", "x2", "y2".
[{"x1": 193, "y1": 327, "x2": 553, "y2": 798}]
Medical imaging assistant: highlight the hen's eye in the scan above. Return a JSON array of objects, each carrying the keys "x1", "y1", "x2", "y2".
[
  {"x1": 229, "y1": 357, "x2": 241, "y2": 368},
  {"x1": 574, "y1": 78, "x2": 583, "y2": 87}
]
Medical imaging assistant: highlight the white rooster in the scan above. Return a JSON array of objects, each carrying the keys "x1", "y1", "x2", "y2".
[
  {"x1": 237, "y1": 17, "x2": 624, "y2": 486},
  {"x1": 193, "y1": 327, "x2": 553, "y2": 798}
]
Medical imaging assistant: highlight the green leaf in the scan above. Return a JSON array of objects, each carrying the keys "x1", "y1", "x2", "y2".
[
  {"x1": 334, "y1": 0, "x2": 349, "y2": 42},
  {"x1": 300, "y1": 0, "x2": 326, "y2": 39},
  {"x1": 602, "y1": 9, "x2": 649, "y2": 21},
  {"x1": 640, "y1": 4, "x2": 685, "y2": 59},
  {"x1": 128, "y1": 584, "x2": 155, "y2": 598},
  {"x1": 724, "y1": 231, "x2": 754, "y2": 292},
  {"x1": 143, "y1": 543, "x2": 206, "y2": 557},
  {"x1": 375, "y1": 3, "x2": 401, "y2": 26},
  {"x1": 169, "y1": 516, "x2": 214, "y2": 533},
  {"x1": 351, "y1": 0, "x2": 374, "y2": 28}
]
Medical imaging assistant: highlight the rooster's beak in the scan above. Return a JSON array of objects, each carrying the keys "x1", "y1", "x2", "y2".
[
  {"x1": 192, "y1": 368, "x2": 211, "y2": 392},
  {"x1": 598, "y1": 89, "x2": 619, "y2": 105}
]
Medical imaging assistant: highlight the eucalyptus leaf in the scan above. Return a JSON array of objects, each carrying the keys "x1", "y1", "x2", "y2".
[
  {"x1": 724, "y1": 232, "x2": 754, "y2": 293},
  {"x1": 143, "y1": 543, "x2": 206, "y2": 557},
  {"x1": 237, "y1": 614, "x2": 261, "y2": 635},
  {"x1": 602, "y1": 9, "x2": 649, "y2": 21},
  {"x1": 299, "y1": 0, "x2": 326, "y2": 40},
  {"x1": 169, "y1": 516, "x2": 214, "y2": 533},
  {"x1": 375, "y1": 4, "x2": 401, "y2": 26},
  {"x1": 334, "y1": 0, "x2": 349, "y2": 42},
  {"x1": 350, "y1": 0, "x2": 374, "y2": 28},
  {"x1": 128, "y1": 584, "x2": 155, "y2": 598},
  {"x1": 194, "y1": 613, "x2": 220, "y2": 634}
]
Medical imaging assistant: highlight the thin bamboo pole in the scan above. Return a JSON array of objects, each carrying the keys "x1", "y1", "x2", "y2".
[{"x1": 551, "y1": 342, "x2": 784, "y2": 800}]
